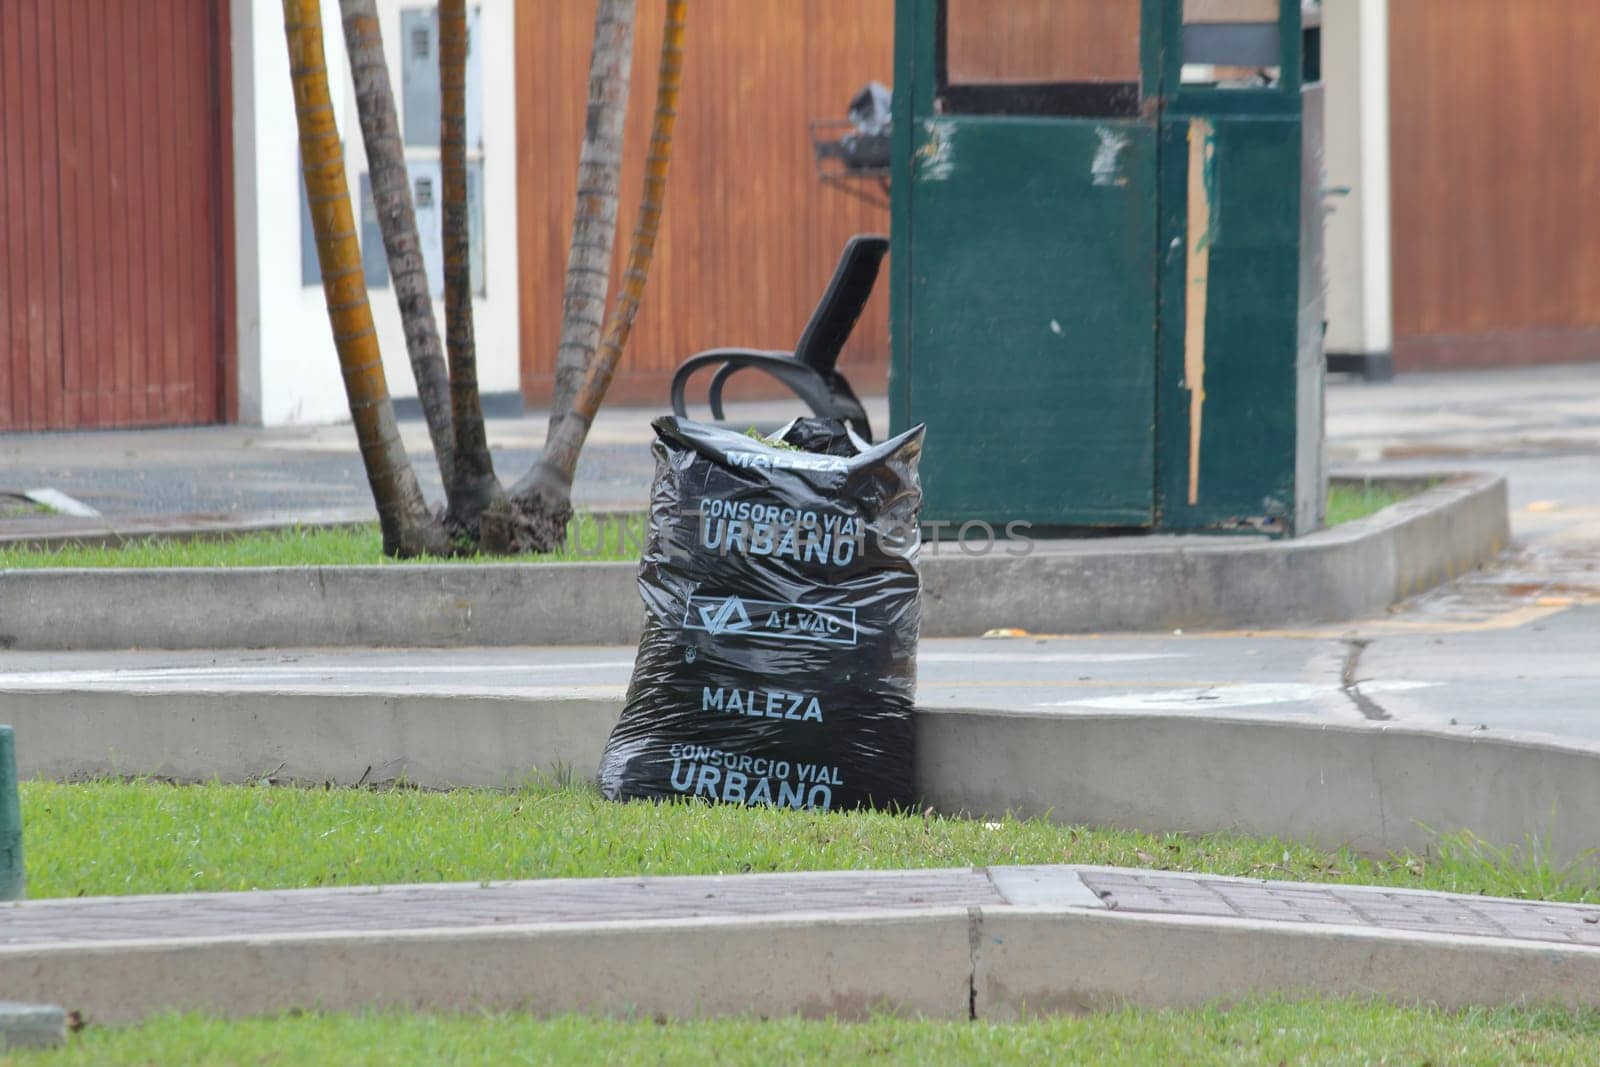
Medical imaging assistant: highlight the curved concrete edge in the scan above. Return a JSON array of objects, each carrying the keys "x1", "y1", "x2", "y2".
[
  {"x1": 0, "y1": 474, "x2": 1508, "y2": 650},
  {"x1": 919, "y1": 472, "x2": 1510, "y2": 634},
  {"x1": 5, "y1": 902, "x2": 1600, "y2": 1025},
  {"x1": 7, "y1": 687, "x2": 1597, "y2": 866},
  {"x1": 916, "y1": 707, "x2": 1600, "y2": 868}
]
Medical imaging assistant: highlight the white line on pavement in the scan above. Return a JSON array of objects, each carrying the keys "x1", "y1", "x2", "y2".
[
  {"x1": 919, "y1": 652, "x2": 1189, "y2": 664},
  {"x1": 1035, "y1": 680, "x2": 1439, "y2": 712},
  {"x1": 0, "y1": 662, "x2": 636, "y2": 687},
  {"x1": 0, "y1": 679, "x2": 627, "y2": 697}
]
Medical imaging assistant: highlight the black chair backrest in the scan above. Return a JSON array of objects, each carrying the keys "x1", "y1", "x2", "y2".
[{"x1": 793, "y1": 234, "x2": 889, "y2": 375}]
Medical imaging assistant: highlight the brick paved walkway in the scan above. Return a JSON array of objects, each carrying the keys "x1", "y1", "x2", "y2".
[
  {"x1": 1077, "y1": 869, "x2": 1600, "y2": 948},
  {"x1": 5, "y1": 866, "x2": 1599, "y2": 951},
  {"x1": 0, "y1": 869, "x2": 1001, "y2": 947}
]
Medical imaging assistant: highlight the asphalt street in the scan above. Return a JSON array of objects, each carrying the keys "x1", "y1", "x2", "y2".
[
  {"x1": 0, "y1": 398, "x2": 823, "y2": 518},
  {"x1": 3, "y1": 363, "x2": 1599, "y2": 519},
  {"x1": 0, "y1": 364, "x2": 1597, "y2": 741},
  {"x1": 0, "y1": 590, "x2": 1593, "y2": 738}
]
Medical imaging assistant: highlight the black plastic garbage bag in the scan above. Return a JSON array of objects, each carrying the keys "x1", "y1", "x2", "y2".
[{"x1": 599, "y1": 415, "x2": 924, "y2": 812}]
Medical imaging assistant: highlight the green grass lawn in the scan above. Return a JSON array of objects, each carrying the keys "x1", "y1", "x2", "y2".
[
  {"x1": 1325, "y1": 479, "x2": 1422, "y2": 527},
  {"x1": 13, "y1": 779, "x2": 1598, "y2": 1064},
  {"x1": 0, "y1": 483, "x2": 1420, "y2": 569},
  {"x1": 9, "y1": 1001, "x2": 1600, "y2": 1066},
  {"x1": 19, "y1": 778, "x2": 1596, "y2": 902},
  {"x1": 0, "y1": 512, "x2": 648, "y2": 569}
]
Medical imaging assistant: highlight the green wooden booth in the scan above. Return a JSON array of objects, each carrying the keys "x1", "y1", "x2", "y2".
[{"x1": 889, "y1": 0, "x2": 1325, "y2": 537}]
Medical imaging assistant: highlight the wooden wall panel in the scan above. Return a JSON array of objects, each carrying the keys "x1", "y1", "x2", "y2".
[
  {"x1": 0, "y1": 0, "x2": 229, "y2": 430},
  {"x1": 516, "y1": 0, "x2": 897, "y2": 406},
  {"x1": 1390, "y1": 0, "x2": 1600, "y2": 370}
]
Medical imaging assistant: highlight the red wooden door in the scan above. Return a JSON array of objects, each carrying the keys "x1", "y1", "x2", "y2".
[{"x1": 0, "y1": 0, "x2": 231, "y2": 431}]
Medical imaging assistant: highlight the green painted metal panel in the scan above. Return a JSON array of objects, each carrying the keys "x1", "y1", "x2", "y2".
[
  {"x1": 891, "y1": 0, "x2": 1321, "y2": 536},
  {"x1": 1156, "y1": 115, "x2": 1304, "y2": 533},
  {"x1": 0, "y1": 726, "x2": 21, "y2": 900},
  {"x1": 1160, "y1": 0, "x2": 1304, "y2": 115},
  {"x1": 887, "y1": 0, "x2": 930, "y2": 442},
  {"x1": 903, "y1": 116, "x2": 1159, "y2": 527}
]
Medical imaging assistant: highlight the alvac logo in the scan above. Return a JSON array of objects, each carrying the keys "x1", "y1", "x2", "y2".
[
  {"x1": 697, "y1": 595, "x2": 753, "y2": 636},
  {"x1": 684, "y1": 594, "x2": 859, "y2": 646}
]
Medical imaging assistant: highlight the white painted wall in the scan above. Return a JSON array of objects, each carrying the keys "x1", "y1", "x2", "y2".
[
  {"x1": 232, "y1": 0, "x2": 518, "y2": 427},
  {"x1": 354, "y1": 0, "x2": 520, "y2": 409},
  {"x1": 1322, "y1": 0, "x2": 1392, "y2": 358}
]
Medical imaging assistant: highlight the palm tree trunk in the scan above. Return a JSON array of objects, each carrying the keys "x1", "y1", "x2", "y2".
[
  {"x1": 439, "y1": 0, "x2": 502, "y2": 538},
  {"x1": 546, "y1": 0, "x2": 636, "y2": 431},
  {"x1": 282, "y1": 0, "x2": 449, "y2": 558},
  {"x1": 490, "y1": 0, "x2": 685, "y2": 554},
  {"x1": 338, "y1": 0, "x2": 455, "y2": 491}
]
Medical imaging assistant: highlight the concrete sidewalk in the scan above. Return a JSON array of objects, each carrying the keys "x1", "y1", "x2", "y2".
[{"x1": 6, "y1": 865, "x2": 1600, "y2": 1022}]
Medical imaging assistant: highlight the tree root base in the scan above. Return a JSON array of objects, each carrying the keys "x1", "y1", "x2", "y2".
[
  {"x1": 478, "y1": 497, "x2": 574, "y2": 555},
  {"x1": 382, "y1": 508, "x2": 455, "y2": 560}
]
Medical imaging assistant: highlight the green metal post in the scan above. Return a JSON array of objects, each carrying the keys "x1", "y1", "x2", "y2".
[{"x1": 0, "y1": 726, "x2": 22, "y2": 900}]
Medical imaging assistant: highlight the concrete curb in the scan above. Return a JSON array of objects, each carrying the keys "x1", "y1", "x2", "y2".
[
  {"x1": 973, "y1": 907, "x2": 1600, "y2": 1019},
  {"x1": 923, "y1": 472, "x2": 1509, "y2": 635},
  {"x1": 7, "y1": 689, "x2": 621, "y2": 790},
  {"x1": 8, "y1": 687, "x2": 1597, "y2": 866},
  {"x1": 0, "y1": 474, "x2": 1508, "y2": 650},
  {"x1": 2, "y1": 913, "x2": 975, "y2": 1025},
  {"x1": 4, "y1": 868, "x2": 1599, "y2": 1024},
  {"x1": 918, "y1": 707, "x2": 1600, "y2": 868}
]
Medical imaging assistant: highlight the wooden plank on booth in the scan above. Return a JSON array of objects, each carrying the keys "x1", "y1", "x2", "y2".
[{"x1": 1184, "y1": 118, "x2": 1214, "y2": 507}]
